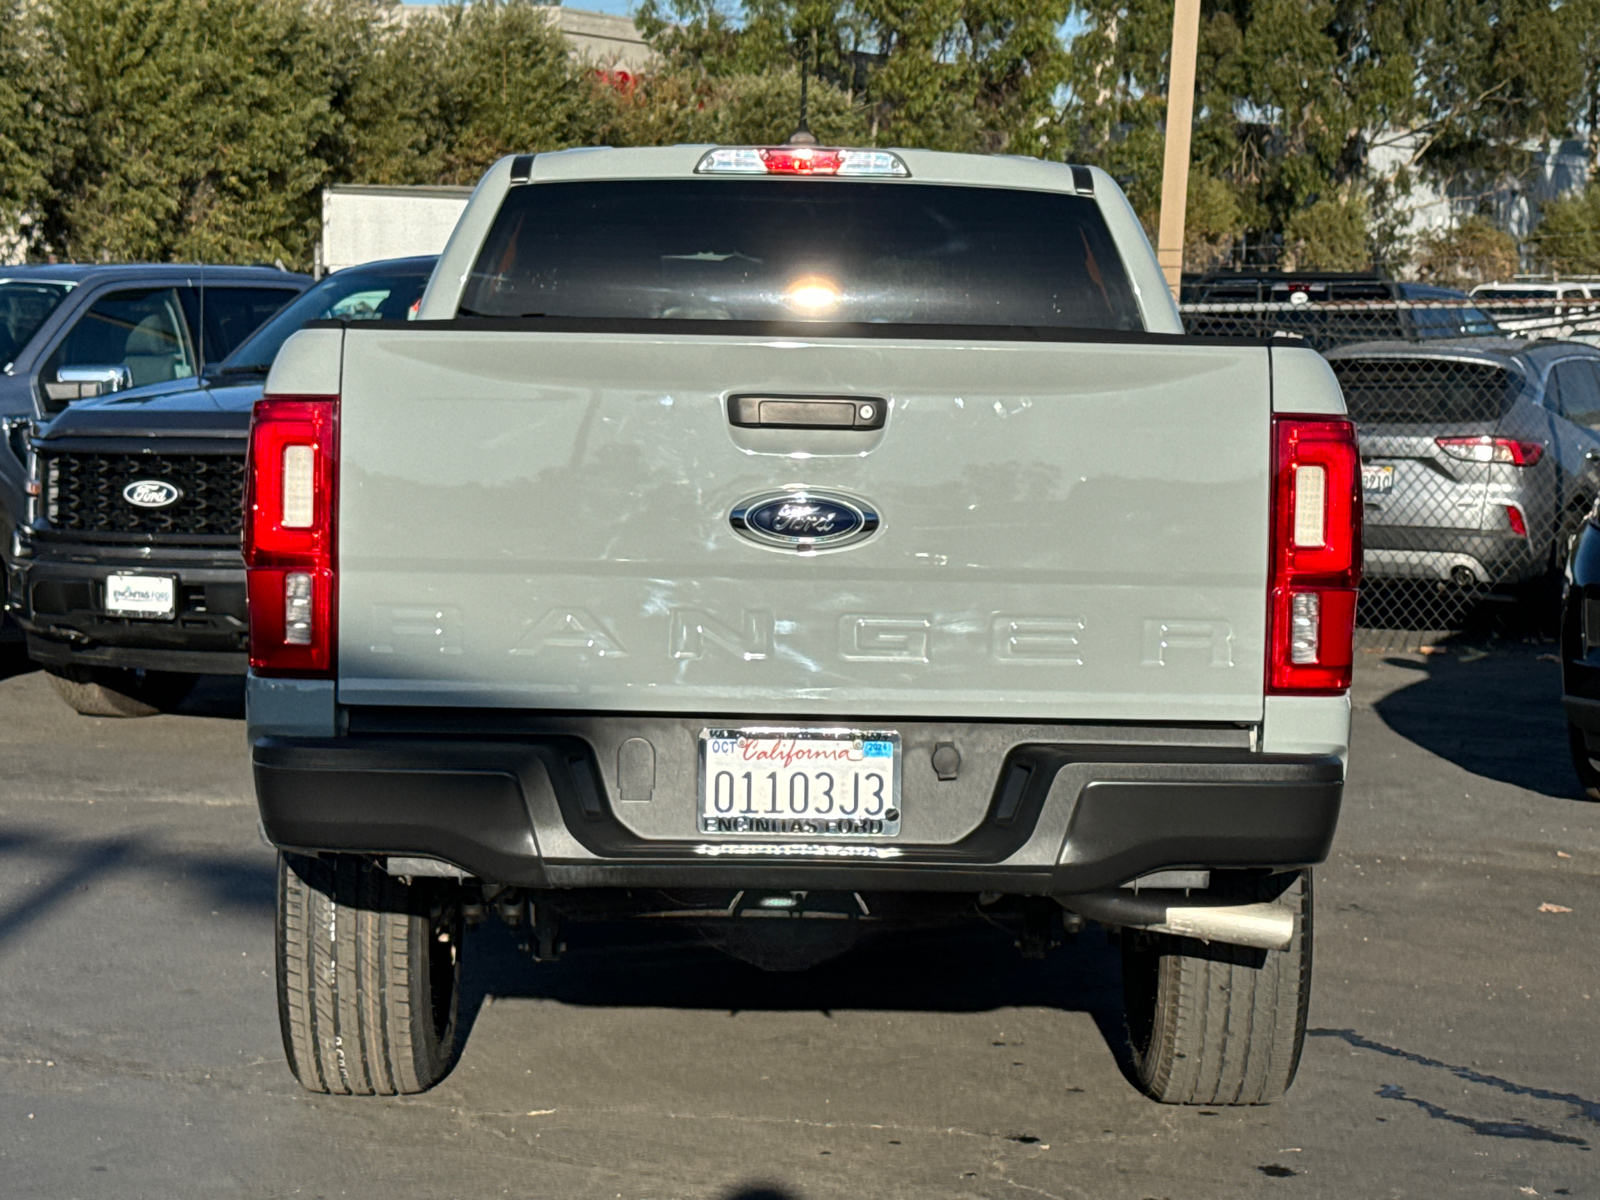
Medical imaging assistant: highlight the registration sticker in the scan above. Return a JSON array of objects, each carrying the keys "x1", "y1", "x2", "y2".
[{"x1": 699, "y1": 728, "x2": 901, "y2": 837}]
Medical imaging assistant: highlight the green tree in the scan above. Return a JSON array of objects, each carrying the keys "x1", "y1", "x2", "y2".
[
  {"x1": 38, "y1": 0, "x2": 386, "y2": 265},
  {"x1": 1413, "y1": 214, "x2": 1520, "y2": 288},
  {"x1": 1062, "y1": 0, "x2": 1585, "y2": 270},
  {"x1": 430, "y1": 1, "x2": 616, "y2": 184},
  {"x1": 1282, "y1": 192, "x2": 1370, "y2": 270},
  {"x1": 0, "y1": 0, "x2": 75, "y2": 252},
  {"x1": 1531, "y1": 184, "x2": 1600, "y2": 273},
  {"x1": 637, "y1": 0, "x2": 1071, "y2": 154}
]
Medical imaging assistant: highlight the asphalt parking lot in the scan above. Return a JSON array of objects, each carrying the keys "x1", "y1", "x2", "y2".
[{"x1": 1, "y1": 642, "x2": 1597, "y2": 1200}]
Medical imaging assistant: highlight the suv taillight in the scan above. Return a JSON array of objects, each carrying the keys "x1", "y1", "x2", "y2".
[
  {"x1": 1269, "y1": 415, "x2": 1362, "y2": 694},
  {"x1": 243, "y1": 395, "x2": 338, "y2": 676}
]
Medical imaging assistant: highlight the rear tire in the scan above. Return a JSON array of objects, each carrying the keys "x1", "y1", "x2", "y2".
[
  {"x1": 1567, "y1": 722, "x2": 1600, "y2": 802},
  {"x1": 276, "y1": 853, "x2": 464, "y2": 1095},
  {"x1": 1120, "y1": 870, "x2": 1312, "y2": 1105},
  {"x1": 44, "y1": 664, "x2": 196, "y2": 717}
]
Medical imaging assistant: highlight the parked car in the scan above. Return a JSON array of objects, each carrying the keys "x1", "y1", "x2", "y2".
[
  {"x1": 1560, "y1": 515, "x2": 1600, "y2": 799},
  {"x1": 6, "y1": 256, "x2": 435, "y2": 715},
  {"x1": 246, "y1": 146, "x2": 1358, "y2": 1105},
  {"x1": 1324, "y1": 338, "x2": 1600, "y2": 597},
  {"x1": 1182, "y1": 271, "x2": 1501, "y2": 350},
  {"x1": 1470, "y1": 279, "x2": 1600, "y2": 341},
  {"x1": 0, "y1": 264, "x2": 310, "y2": 648}
]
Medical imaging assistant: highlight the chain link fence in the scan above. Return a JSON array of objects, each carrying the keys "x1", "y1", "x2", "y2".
[{"x1": 1181, "y1": 299, "x2": 1600, "y2": 639}]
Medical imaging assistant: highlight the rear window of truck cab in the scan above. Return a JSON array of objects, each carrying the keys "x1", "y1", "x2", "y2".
[{"x1": 459, "y1": 179, "x2": 1144, "y2": 331}]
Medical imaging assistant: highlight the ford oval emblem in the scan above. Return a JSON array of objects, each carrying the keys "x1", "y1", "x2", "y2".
[
  {"x1": 730, "y1": 490, "x2": 879, "y2": 552},
  {"x1": 123, "y1": 479, "x2": 182, "y2": 509}
]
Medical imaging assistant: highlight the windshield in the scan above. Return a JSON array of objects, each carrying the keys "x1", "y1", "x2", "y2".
[
  {"x1": 460, "y1": 180, "x2": 1144, "y2": 331},
  {"x1": 215, "y1": 262, "x2": 433, "y2": 375},
  {"x1": 1410, "y1": 305, "x2": 1501, "y2": 338},
  {"x1": 0, "y1": 279, "x2": 72, "y2": 367}
]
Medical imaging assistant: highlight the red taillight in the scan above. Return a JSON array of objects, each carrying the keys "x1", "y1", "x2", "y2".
[
  {"x1": 1269, "y1": 415, "x2": 1362, "y2": 694},
  {"x1": 1435, "y1": 435, "x2": 1543, "y2": 466},
  {"x1": 1506, "y1": 504, "x2": 1528, "y2": 538},
  {"x1": 243, "y1": 395, "x2": 338, "y2": 676}
]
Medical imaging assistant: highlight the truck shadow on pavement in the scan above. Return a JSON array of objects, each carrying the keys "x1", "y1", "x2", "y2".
[
  {"x1": 0, "y1": 824, "x2": 273, "y2": 952},
  {"x1": 456, "y1": 913, "x2": 1136, "y2": 1081},
  {"x1": 1370, "y1": 642, "x2": 1578, "y2": 800},
  {"x1": 0, "y1": 642, "x2": 35, "y2": 682},
  {"x1": 173, "y1": 675, "x2": 246, "y2": 720}
]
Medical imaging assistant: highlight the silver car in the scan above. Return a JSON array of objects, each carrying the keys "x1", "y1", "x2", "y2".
[{"x1": 1325, "y1": 338, "x2": 1600, "y2": 591}]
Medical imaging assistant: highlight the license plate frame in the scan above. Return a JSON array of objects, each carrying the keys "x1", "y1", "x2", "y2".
[
  {"x1": 104, "y1": 573, "x2": 177, "y2": 620},
  {"x1": 698, "y1": 728, "x2": 902, "y2": 837},
  {"x1": 1362, "y1": 464, "x2": 1395, "y2": 495}
]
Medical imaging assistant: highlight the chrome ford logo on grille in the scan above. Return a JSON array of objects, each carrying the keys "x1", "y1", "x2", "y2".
[
  {"x1": 122, "y1": 479, "x2": 182, "y2": 509},
  {"x1": 730, "y1": 490, "x2": 878, "y2": 551}
]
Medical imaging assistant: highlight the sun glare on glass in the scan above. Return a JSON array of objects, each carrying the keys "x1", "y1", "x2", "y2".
[{"x1": 785, "y1": 276, "x2": 841, "y2": 313}]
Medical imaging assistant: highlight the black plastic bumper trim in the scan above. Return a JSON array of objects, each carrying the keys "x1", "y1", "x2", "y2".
[
  {"x1": 26, "y1": 635, "x2": 246, "y2": 676},
  {"x1": 254, "y1": 733, "x2": 1342, "y2": 893}
]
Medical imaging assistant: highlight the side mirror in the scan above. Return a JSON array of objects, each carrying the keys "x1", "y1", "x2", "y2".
[{"x1": 43, "y1": 365, "x2": 133, "y2": 404}]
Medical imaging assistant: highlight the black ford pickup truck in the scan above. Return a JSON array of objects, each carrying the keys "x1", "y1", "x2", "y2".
[
  {"x1": 0, "y1": 264, "x2": 310, "y2": 657},
  {"x1": 9, "y1": 257, "x2": 436, "y2": 715}
]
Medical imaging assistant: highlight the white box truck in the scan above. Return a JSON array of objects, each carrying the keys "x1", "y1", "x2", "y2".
[{"x1": 317, "y1": 185, "x2": 472, "y2": 277}]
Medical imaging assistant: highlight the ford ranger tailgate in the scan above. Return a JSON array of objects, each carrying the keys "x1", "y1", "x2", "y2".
[{"x1": 334, "y1": 329, "x2": 1271, "y2": 721}]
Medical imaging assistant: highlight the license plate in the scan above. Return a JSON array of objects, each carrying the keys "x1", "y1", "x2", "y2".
[
  {"x1": 699, "y1": 728, "x2": 901, "y2": 837},
  {"x1": 1362, "y1": 464, "x2": 1395, "y2": 495},
  {"x1": 105, "y1": 574, "x2": 176, "y2": 619}
]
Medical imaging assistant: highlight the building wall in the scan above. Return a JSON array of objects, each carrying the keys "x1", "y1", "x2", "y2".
[
  {"x1": 1370, "y1": 132, "x2": 1592, "y2": 247},
  {"x1": 396, "y1": 3, "x2": 652, "y2": 72}
]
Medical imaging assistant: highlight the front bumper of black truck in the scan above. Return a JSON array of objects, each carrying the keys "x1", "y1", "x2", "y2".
[
  {"x1": 254, "y1": 715, "x2": 1343, "y2": 894},
  {"x1": 10, "y1": 542, "x2": 248, "y2": 675}
]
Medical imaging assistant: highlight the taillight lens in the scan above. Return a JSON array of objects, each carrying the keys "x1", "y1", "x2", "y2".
[
  {"x1": 243, "y1": 396, "x2": 338, "y2": 676},
  {"x1": 1269, "y1": 415, "x2": 1362, "y2": 694},
  {"x1": 1435, "y1": 435, "x2": 1543, "y2": 466},
  {"x1": 1505, "y1": 503, "x2": 1528, "y2": 539}
]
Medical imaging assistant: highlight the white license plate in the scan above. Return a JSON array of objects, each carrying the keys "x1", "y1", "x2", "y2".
[
  {"x1": 1362, "y1": 464, "x2": 1395, "y2": 495},
  {"x1": 105, "y1": 574, "x2": 176, "y2": 619},
  {"x1": 699, "y1": 729, "x2": 901, "y2": 837}
]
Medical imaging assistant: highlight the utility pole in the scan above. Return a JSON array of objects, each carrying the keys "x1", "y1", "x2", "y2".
[{"x1": 1156, "y1": 0, "x2": 1203, "y2": 298}]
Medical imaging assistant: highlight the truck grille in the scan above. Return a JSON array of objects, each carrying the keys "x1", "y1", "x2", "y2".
[{"x1": 43, "y1": 450, "x2": 245, "y2": 537}]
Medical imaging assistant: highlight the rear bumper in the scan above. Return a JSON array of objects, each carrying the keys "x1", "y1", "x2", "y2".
[
  {"x1": 1362, "y1": 527, "x2": 1539, "y2": 585},
  {"x1": 254, "y1": 730, "x2": 1344, "y2": 893}
]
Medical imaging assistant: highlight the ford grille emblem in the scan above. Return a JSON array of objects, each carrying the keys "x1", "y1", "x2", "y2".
[
  {"x1": 730, "y1": 490, "x2": 879, "y2": 552},
  {"x1": 123, "y1": 479, "x2": 182, "y2": 509}
]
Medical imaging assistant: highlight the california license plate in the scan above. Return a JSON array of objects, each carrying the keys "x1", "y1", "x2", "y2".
[
  {"x1": 1362, "y1": 464, "x2": 1395, "y2": 495},
  {"x1": 105, "y1": 573, "x2": 176, "y2": 619},
  {"x1": 699, "y1": 729, "x2": 901, "y2": 836}
]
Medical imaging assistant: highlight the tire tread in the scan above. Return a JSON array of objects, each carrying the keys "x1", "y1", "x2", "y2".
[
  {"x1": 1123, "y1": 870, "x2": 1311, "y2": 1105},
  {"x1": 275, "y1": 853, "x2": 460, "y2": 1096}
]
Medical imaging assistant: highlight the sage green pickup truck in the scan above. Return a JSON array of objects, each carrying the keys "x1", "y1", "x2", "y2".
[{"x1": 243, "y1": 144, "x2": 1360, "y2": 1103}]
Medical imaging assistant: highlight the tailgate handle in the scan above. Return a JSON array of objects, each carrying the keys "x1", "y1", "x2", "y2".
[{"x1": 729, "y1": 394, "x2": 886, "y2": 430}]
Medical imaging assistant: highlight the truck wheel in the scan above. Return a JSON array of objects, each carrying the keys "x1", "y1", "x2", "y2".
[
  {"x1": 1119, "y1": 870, "x2": 1311, "y2": 1105},
  {"x1": 44, "y1": 665, "x2": 197, "y2": 717},
  {"x1": 276, "y1": 853, "x2": 464, "y2": 1095},
  {"x1": 1567, "y1": 723, "x2": 1600, "y2": 801}
]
